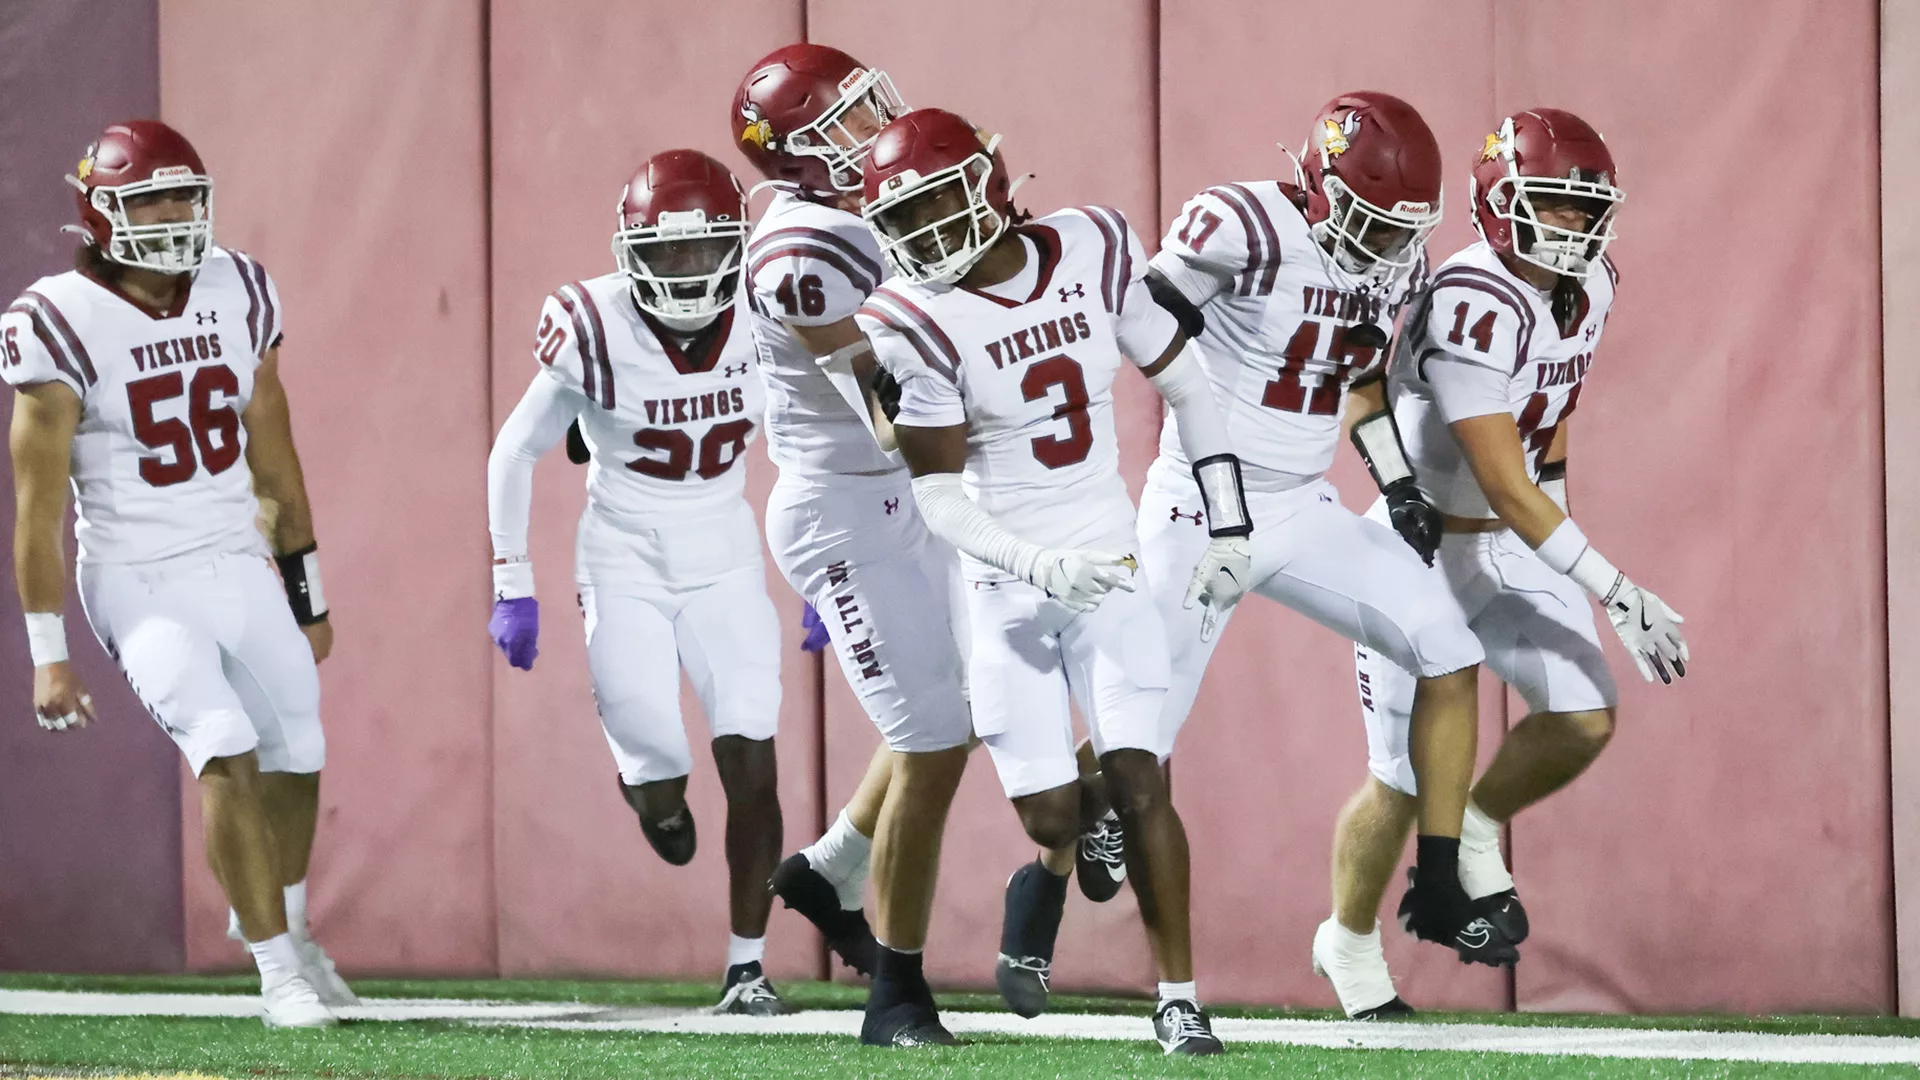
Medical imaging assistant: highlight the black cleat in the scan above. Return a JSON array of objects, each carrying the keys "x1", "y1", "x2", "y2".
[
  {"x1": 1074, "y1": 811, "x2": 1127, "y2": 903},
  {"x1": 1354, "y1": 997, "x2": 1416, "y2": 1020},
  {"x1": 714, "y1": 961, "x2": 793, "y2": 1016},
  {"x1": 769, "y1": 852, "x2": 878, "y2": 976},
  {"x1": 619, "y1": 777, "x2": 696, "y2": 866},
  {"x1": 1398, "y1": 868, "x2": 1519, "y2": 967},
  {"x1": 1472, "y1": 888, "x2": 1529, "y2": 945},
  {"x1": 994, "y1": 953, "x2": 1051, "y2": 1018},
  {"x1": 861, "y1": 1000, "x2": 958, "y2": 1046},
  {"x1": 1153, "y1": 999, "x2": 1225, "y2": 1055}
]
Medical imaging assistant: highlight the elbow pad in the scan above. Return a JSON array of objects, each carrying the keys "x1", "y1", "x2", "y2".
[{"x1": 1145, "y1": 270, "x2": 1206, "y2": 340}]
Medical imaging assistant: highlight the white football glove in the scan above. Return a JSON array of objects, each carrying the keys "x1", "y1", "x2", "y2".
[
  {"x1": 1031, "y1": 549, "x2": 1136, "y2": 613},
  {"x1": 1601, "y1": 579, "x2": 1689, "y2": 685},
  {"x1": 1184, "y1": 536, "x2": 1251, "y2": 615}
]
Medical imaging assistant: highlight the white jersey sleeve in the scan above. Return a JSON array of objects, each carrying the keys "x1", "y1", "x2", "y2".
[
  {"x1": 225, "y1": 250, "x2": 285, "y2": 358},
  {"x1": 1, "y1": 297, "x2": 90, "y2": 399},
  {"x1": 1150, "y1": 186, "x2": 1267, "y2": 309},
  {"x1": 488, "y1": 372, "x2": 587, "y2": 561},
  {"x1": 1416, "y1": 267, "x2": 1531, "y2": 422},
  {"x1": 1069, "y1": 205, "x2": 1181, "y2": 367},
  {"x1": 748, "y1": 220, "x2": 882, "y2": 328},
  {"x1": 530, "y1": 285, "x2": 615, "y2": 409},
  {"x1": 855, "y1": 290, "x2": 967, "y2": 428}
]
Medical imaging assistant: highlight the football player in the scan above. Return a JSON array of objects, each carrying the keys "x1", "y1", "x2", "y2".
[
  {"x1": 486, "y1": 150, "x2": 791, "y2": 1015},
  {"x1": 1138, "y1": 93, "x2": 1518, "y2": 1017},
  {"x1": 5, "y1": 122, "x2": 349, "y2": 1027},
  {"x1": 858, "y1": 107, "x2": 1258, "y2": 1056},
  {"x1": 1334, "y1": 108, "x2": 1687, "y2": 1003},
  {"x1": 733, "y1": 44, "x2": 974, "y2": 1046}
]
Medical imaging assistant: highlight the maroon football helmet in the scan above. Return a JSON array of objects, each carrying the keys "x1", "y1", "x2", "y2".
[
  {"x1": 861, "y1": 109, "x2": 1012, "y2": 285},
  {"x1": 1294, "y1": 91, "x2": 1442, "y2": 288},
  {"x1": 67, "y1": 120, "x2": 214, "y2": 273},
  {"x1": 1471, "y1": 108, "x2": 1623, "y2": 279},
  {"x1": 732, "y1": 43, "x2": 906, "y2": 196},
  {"x1": 612, "y1": 149, "x2": 748, "y2": 327}
]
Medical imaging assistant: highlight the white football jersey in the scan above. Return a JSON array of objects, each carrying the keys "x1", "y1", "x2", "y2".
[
  {"x1": 0, "y1": 248, "x2": 279, "y2": 565},
  {"x1": 858, "y1": 207, "x2": 1180, "y2": 579},
  {"x1": 1151, "y1": 181, "x2": 1422, "y2": 490},
  {"x1": 1389, "y1": 241, "x2": 1616, "y2": 519},
  {"x1": 745, "y1": 188, "x2": 897, "y2": 477},
  {"x1": 532, "y1": 273, "x2": 764, "y2": 521}
]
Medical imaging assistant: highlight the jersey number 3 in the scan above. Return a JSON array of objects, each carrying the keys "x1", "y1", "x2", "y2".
[
  {"x1": 1022, "y1": 354, "x2": 1094, "y2": 469},
  {"x1": 127, "y1": 366, "x2": 243, "y2": 487}
]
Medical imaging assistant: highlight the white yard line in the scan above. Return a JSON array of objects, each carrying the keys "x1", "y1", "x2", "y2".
[{"x1": 4, "y1": 990, "x2": 1918, "y2": 1066}]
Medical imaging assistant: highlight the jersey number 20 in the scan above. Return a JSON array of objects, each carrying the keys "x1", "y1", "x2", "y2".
[
  {"x1": 628, "y1": 420, "x2": 755, "y2": 482},
  {"x1": 127, "y1": 366, "x2": 243, "y2": 487}
]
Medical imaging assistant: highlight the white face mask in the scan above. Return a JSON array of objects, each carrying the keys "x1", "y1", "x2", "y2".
[
  {"x1": 612, "y1": 210, "x2": 748, "y2": 327},
  {"x1": 1485, "y1": 176, "x2": 1624, "y2": 279},
  {"x1": 781, "y1": 68, "x2": 908, "y2": 193},
  {"x1": 864, "y1": 147, "x2": 1006, "y2": 286},
  {"x1": 91, "y1": 172, "x2": 215, "y2": 273},
  {"x1": 1308, "y1": 174, "x2": 1440, "y2": 290}
]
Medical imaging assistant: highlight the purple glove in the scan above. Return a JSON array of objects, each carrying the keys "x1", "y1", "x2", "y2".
[
  {"x1": 800, "y1": 603, "x2": 830, "y2": 653},
  {"x1": 489, "y1": 597, "x2": 540, "y2": 670}
]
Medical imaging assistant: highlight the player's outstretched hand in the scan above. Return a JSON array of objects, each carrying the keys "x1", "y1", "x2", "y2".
[
  {"x1": 301, "y1": 619, "x2": 334, "y2": 665},
  {"x1": 1035, "y1": 550, "x2": 1137, "y2": 613},
  {"x1": 489, "y1": 597, "x2": 540, "y2": 671},
  {"x1": 32, "y1": 661, "x2": 95, "y2": 732},
  {"x1": 1383, "y1": 478, "x2": 1441, "y2": 567},
  {"x1": 1183, "y1": 536, "x2": 1251, "y2": 614},
  {"x1": 1603, "y1": 582, "x2": 1688, "y2": 684}
]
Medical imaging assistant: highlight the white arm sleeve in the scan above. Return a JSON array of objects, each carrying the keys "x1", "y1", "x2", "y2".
[
  {"x1": 909, "y1": 473, "x2": 1044, "y2": 585},
  {"x1": 488, "y1": 372, "x2": 587, "y2": 565},
  {"x1": 1148, "y1": 339, "x2": 1231, "y2": 463},
  {"x1": 1426, "y1": 353, "x2": 1516, "y2": 424}
]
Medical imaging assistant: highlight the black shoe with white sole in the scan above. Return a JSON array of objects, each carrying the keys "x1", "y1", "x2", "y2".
[
  {"x1": 1472, "y1": 888, "x2": 1529, "y2": 945},
  {"x1": 1074, "y1": 812, "x2": 1127, "y2": 903},
  {"x1": 1153, "y1": 999, "x2": 1225, "y2": 1055},
  {"x1": 769, "y1": 853, "x2": 878, "y2": 976},
  {"x1": 714, "y1": 961, "x2": 793, "y2": 1016}
]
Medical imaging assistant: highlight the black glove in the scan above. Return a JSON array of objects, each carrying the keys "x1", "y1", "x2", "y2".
[
  {"x1": 871, "y1": 365, "x2": 902, "y2": 422},
  {"x1": 1383, "y1": 477, "x2": 1440, "y2": 567}
]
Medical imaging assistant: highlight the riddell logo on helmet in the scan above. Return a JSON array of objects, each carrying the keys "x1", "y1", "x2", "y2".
[
  {"x1": 837, "y1": 68, "x2": 866, "y2": 94},
  {"x1": 151, "y1": 165, "x2": 195, "y2": 181},
  {"x1": 1394, "y1": 200, "x2": 1432, "y2": 214}
]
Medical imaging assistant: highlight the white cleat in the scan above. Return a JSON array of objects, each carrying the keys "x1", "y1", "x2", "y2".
[
  {"x1": 1311, "y1": 917, "x2": 1414, "y2": 1020},
  {"x1": 261, "y1": 972, "x2": 336, "y2": 1029},
  {"x1": 296, "y1": 936, "x2": 360, "y2": 1008}
]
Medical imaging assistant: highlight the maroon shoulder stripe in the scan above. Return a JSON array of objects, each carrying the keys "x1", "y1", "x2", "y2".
[
  {"x1": 229, "y1": 251, "x2": 264, "y2": 353},
  {"x1": 1202, "y1": 186, "x2": 1264, "y2": 297},
  {"x1": 861, "y1": 291, "x2": 960, "y2": 384},
  {"x1": 1220, "y1": 184, "x2": 1281, "y2": 295},
  {"x1": 1600, "y1": 256, "x2": 1619, "y2": 288},
  {"x1": 1077, "y1": 207, "x2": 1123, "y2": 314},
  {"x1": 1082, "y1": 205, "x2": 1134, "y2": 315},
  {"x1": 21, "y1": 291, "x2": 96, "y2": 385},
  {"x1": 248, "y1": 255, "x2": 278, "y2": 351},
  {"x1": 553, "y1": 285, "x2": 599, "y2": 406},
  {"x1": 7, "y1": 300, "x2": 87, "y2": 390},
  {"x1": 1432, "y1": 267, "x2": 1535, "y2": 371},
  {"x1": 572, "y1": 282, "x2": 614, "y2": 410},
  {"x1": 747, "y1": 240, "x2": 877, "y2": 296},
  {"x1": 749, "y1": 226, "x2": 885, "y2": 285}
]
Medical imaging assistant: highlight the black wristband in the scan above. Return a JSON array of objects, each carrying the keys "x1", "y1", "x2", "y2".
[
  {"x1": 275, "y1": 543, "x2": 328, "y2": 625},
  {"x1": 1538, "y1": 459, "x2": 1567, "y2": 482}
]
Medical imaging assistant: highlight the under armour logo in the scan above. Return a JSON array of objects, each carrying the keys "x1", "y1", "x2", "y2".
[
  {"x1": 194, "y1": 311, "x2": 217, "y2": 325},
  {"x1": 1170, "y1": 506, "x2": 1203, "y2": 525},
  {"x1": 724, "y1": 362, "x2": 749, "y2": 376},
  {"x1": 1059, "y1": 283, "x2": 1084, "y2": 302},
  {"x1": 1584, "y1": 324, "x2": 1597, "y2": 342},
  {"x1": 883, "y1": 498, "x2": 900, "y2": 515}
]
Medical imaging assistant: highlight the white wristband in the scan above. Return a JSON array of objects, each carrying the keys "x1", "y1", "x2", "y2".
[
  {"x1": 493, "y1": 558, "x2": 535, "y2": 600},
  {"x1": 25, "y1": 611, "x2": 67, "y2": 666},
  {"x1": 1534, "y1": 518, "x2": 1625, "y2": 602}
]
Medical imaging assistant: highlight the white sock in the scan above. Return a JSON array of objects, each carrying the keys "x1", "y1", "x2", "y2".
[
  {"x1": 803, "y1": 809, "x2": 873, "y2": 909},
  {"x1": 1329, "y1": 919, "x2": 1381, "y2": 953},
  {"x1": 1459, "y1": 800, "x2": 1516, "y2": 898},
  {"x1": 226, "y1": 907, "x2": 244, "y2": 943},
  {"x1": 248, "y1": 933, "x2": 303, "y2": 985},
  {"x1": 284, "y1": 881, "x2": 309, "y2": 940},
  {"x1": 1157, "y1": 980, "x2": 1198, "y2": 1006},
  {"x1": 727, "y1": 934, "x2": 765, "y2": 969}
]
